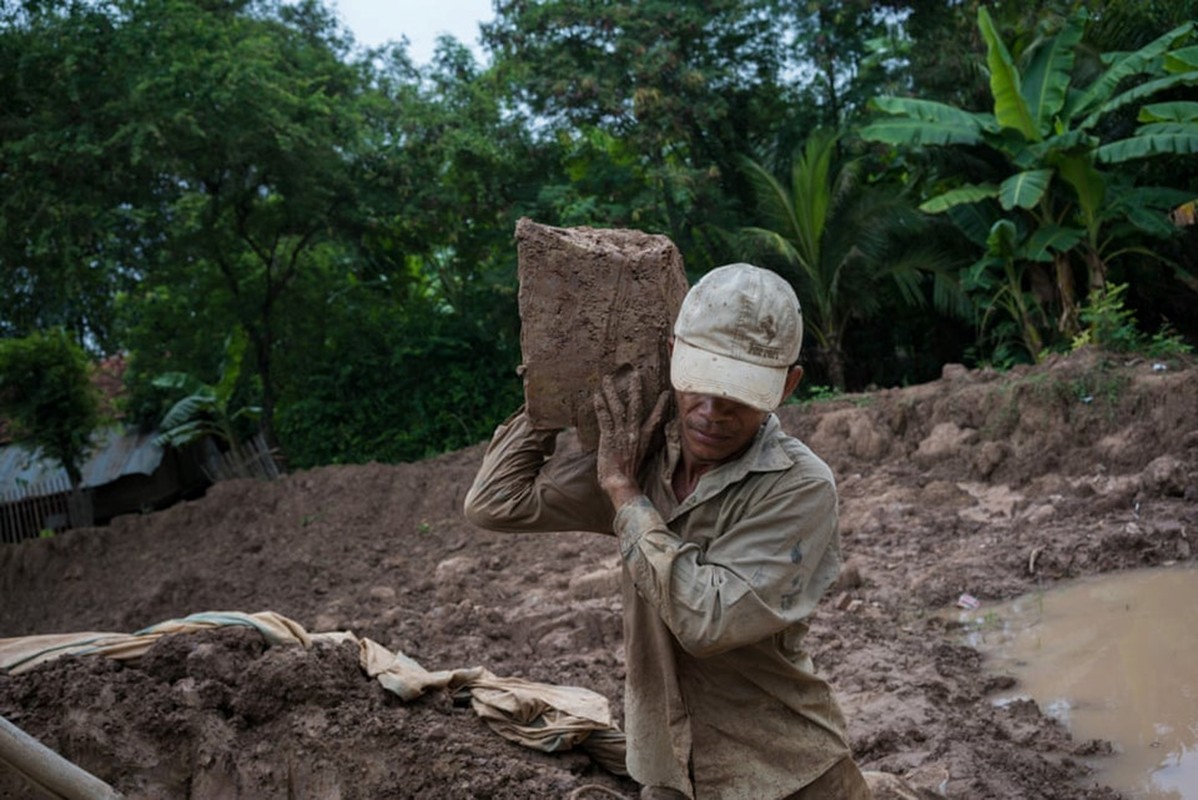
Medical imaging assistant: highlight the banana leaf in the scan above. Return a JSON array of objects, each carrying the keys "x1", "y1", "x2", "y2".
[
  {"x1": 979, "y1": 7, "x2": 1039, "y2": 140},
  {"x1": 860, "y1": 97, "x2": 988, "y2": 147},
  {"x1": 1080, "y1": 72, "x2": 1198, "y2": 131},
  {"x1": 1096, "y1": 129, "x2": 1198, "y2": 163},
  {"x1": 1138, "y1": 102, "x2": 1198, "y2": 123},
  {"x1": 1166, "y1": 45, "x2": 1198, "y2": 73},
  {"x1": 1000, "y1": 170, "x2": 1053, "y2": 211},
  {"x1": 1021, "y1": 225, "x2": 1084, "y2": 263},
  {"x1": 1072, "y1": 21, "x2": 1195, "y2": 120},
  {"x1": 1021, "y1": 8, "x2": 1085, "y2": 133},
  {"x1": 919, "y1": 184, "x2": 999, "y2": 214}
]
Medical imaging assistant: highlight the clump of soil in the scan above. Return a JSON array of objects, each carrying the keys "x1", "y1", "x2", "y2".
[
  {"x1": 515, "y1": 217, "x2": 688, "y2": 450},
  {"x1": 2, "y1": 348, "x2": 1196, "y2": 799}
]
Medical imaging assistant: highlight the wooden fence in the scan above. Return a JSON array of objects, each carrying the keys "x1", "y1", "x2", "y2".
[
  {"x1": 1, "y1": 434, "x2": 280, "y2": 546},
  {"x1": 201, "y1": 433, "x2": 281, "y2": 483},
  {"x1": 1, "y1": 475, "x2": 94, "y2": 545}
]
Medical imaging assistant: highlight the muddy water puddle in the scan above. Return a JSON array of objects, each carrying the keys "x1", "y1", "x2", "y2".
[{"x1": 949, "y1": 565, "x2": 1198, "y2": 799}]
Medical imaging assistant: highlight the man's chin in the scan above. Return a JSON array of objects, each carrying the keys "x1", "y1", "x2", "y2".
[{"x1": 683, "y1": 429, "x2": 737, "y2": 462}]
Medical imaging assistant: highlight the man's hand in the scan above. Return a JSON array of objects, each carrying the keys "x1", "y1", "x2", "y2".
[{"x1": 593, "y1": 365, "x2": 670, "y2": 511}]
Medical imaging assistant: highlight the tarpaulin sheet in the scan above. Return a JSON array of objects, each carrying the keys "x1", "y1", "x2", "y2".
[{"x1": 0, "y1": 610, "x2": 627, "y2": 775}]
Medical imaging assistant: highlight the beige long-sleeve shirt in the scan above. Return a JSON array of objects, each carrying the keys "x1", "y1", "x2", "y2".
[{"x1": 463, "y1": 410, "x2": 852, "y2": 799}]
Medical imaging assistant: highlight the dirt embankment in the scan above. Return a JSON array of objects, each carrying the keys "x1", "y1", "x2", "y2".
[{"x1": 2, "y1": 348, "x2": 1195, "y2": 799}]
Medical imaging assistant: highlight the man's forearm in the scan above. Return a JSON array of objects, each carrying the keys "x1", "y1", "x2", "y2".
[{"x1": 464, "y1": 410, "x2": 614, "y2": 534}]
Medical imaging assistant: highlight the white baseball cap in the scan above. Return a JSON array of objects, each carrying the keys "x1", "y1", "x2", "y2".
[{"x1": 670, "y1": 264, "x2": 803, "y2": 412}]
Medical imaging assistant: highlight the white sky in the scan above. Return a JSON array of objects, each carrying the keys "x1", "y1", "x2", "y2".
[{"x1": 331, "y1": 0, "x2": 495, "y2": 65}]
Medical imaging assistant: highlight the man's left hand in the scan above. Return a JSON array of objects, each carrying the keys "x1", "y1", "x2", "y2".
[{"x1": 593, "y1": 365, "x2": 669, "y2": 510}]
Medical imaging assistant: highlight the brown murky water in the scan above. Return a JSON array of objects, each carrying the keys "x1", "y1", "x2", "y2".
[{"x1": 951, "y1": 565, "x2": 1198, "y2": 800}]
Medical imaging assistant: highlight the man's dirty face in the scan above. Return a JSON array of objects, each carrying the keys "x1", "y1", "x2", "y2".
[{"x1": 674, "y1": 390, "x2": 768, "y2": 468}]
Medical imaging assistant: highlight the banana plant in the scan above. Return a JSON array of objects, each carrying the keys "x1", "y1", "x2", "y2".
[
  {"x1": 152, "y1": 326, "x2": 261, "y2": 452},
  {"x1": 861, "y1": 7, "x2": 1198, "y2": 356}
]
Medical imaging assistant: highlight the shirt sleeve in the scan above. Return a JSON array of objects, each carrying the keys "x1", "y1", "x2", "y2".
[
  {"x1": 615, "y1": 473, "x2": 840, "y2": 658},
  {"x1": 463, "y1": 409, "x2": 615, "y2": 535}
]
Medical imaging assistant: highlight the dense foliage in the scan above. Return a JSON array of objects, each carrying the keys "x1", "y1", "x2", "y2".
[
  {"x1": 862, "y1": 6, "x2": 1198, "y2": 361},
  {"x1": 2, "y1": 0, "x2": 1195, "y2": 468},
  {"x1": 0, "y1": 329, "x2": 101, "y2": 489}
]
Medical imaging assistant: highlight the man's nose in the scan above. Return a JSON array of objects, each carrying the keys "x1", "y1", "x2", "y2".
[{"x1": 695, "y1": 395, "x2": 736, "y2": 418}]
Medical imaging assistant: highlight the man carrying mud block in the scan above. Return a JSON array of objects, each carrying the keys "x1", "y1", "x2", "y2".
[{"x1": 465, "y1": 260, "x2": 870, "y2": 799}]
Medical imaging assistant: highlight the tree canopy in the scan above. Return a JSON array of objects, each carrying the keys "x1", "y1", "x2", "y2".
[
  {"x1": 0, "y1": 329, "x2": 102, "y2": 492},
  {"x1": 2, "y1": 0, "x2": 1195, "y2": 468}
]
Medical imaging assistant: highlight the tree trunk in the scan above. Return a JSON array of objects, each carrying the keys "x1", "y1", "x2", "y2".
[
  {"x1": 65, "y1": 472, "x2": 93, "y2": 530},
  {"x1": 1053, "y1": 252, "x2": 1080, "y2": 338},
  {"x1": 1084, "y1": 248, "x2": 1107, "y2": 295},
  {"x1": 826, "y1": 347, "x2": 847, "y2": 393},
  {"x1": 251, "y1": 326, "x2": 278, "y2": 451}
]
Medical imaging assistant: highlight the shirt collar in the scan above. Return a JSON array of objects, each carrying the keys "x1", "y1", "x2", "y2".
[{"x1": 661, "y1": 413, "x2": 795, "y2": 518}]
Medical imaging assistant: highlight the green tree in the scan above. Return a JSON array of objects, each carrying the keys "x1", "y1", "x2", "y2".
[
  {"x1": 274, "y1": 277, "x2": 524, "y2": 467},
  {"x1": 360, "y1": 37, "x2": 546, "y2": 323},
  {"x1": 114, "y1": 0, "x2": 367, "y2": 446},
  {"x1": 782, "y1": 0, "x2": 912, "y2": 129},
  {"x1": 3, "y1": 0, "x2": 373, "y2": 446},
  {"x1": 1087, "y1": 0, "x2": 1198, "y2": 54},
  {"x1": 270, "y1": 40, "x2": 537, "y2": 466},
  {"x1": 735, "y1": 129, "x2": 965, "y2": 390},
  {"x1": 483, "y1": 0, "x2": 797, "y2": 261},
  {"x1": 5, "y1": 0, "x2": 539, "y2": 468},
  {"x1": 0, "y1": 0, "x2": 151, "y2": 348},
  {"x1": 0, "y1": 329, "x2": 102, "y2": 524},
  {"x1": 861, "y1": 7, "x2": 1198, "y2": 359}
]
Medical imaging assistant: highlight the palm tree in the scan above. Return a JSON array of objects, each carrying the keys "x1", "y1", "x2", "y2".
[{"x1": 735, "y1": 128, "x2": 965, "y2": 390}]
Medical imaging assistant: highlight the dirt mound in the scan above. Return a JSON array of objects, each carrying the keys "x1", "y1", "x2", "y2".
[{"x1": 2, "y1": 348, "x2": 1196, "y2": 799}]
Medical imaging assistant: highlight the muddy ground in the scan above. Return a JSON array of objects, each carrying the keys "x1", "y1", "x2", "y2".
[{"x1": 2, "y1": 348, "x2": 1196, "y2": 799}]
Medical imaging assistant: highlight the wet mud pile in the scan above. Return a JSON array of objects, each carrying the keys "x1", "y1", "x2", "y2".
[{"x1": 2, "y1": 348, "x2": 1195, "y2": 799}]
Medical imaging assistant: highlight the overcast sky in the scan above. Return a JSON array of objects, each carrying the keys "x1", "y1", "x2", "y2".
[{"x1": 331, "y1": 0, "x2": 495, "y2": 64}]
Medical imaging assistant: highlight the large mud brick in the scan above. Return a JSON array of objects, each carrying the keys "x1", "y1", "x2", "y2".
[{"x1": 515, "y1": 217, "x2": 689, "y2": 450}]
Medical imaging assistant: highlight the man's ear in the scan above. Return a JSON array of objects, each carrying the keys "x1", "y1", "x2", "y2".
[{"x1": 779, "y1": 366, "x2": 804, "y2": 404}]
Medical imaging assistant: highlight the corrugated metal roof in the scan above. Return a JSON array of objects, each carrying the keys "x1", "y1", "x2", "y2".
[{"x1": 0, "y1": 426, "x2": 165, "y2": 499}]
